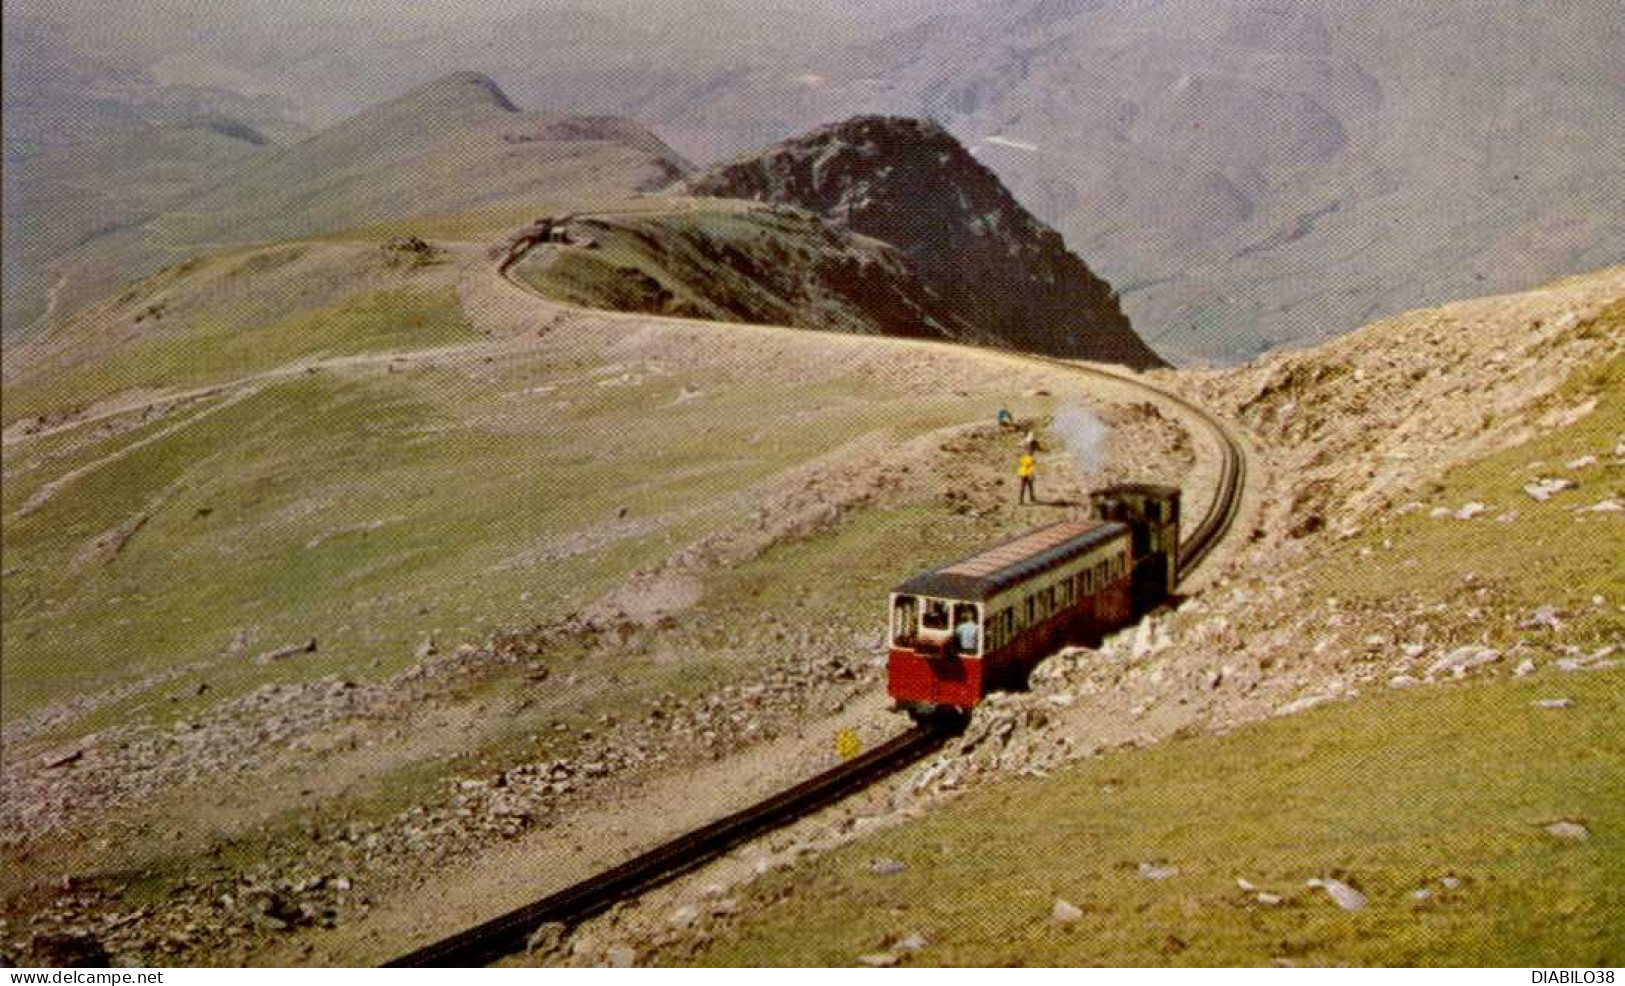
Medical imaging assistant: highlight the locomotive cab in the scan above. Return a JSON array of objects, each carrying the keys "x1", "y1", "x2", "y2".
[{"x1": 1089, "y1": 483, "x2": 1180, "y2": 612}]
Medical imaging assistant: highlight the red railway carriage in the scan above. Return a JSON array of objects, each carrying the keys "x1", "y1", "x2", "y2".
[{"x1": 887, "y1": 520, "x2": 1136, "y2": 715}]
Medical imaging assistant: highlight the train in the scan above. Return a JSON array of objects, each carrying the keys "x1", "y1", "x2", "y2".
[{"x1": 887, "y1": 483, "x2": 1181, "y2": 719}]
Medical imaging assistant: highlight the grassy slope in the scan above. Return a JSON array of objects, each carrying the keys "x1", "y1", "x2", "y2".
[
  {"x1": 1310, "y1": 349, "x2": 1624, "y2": 651},
  {"x1": 19, "y1": 499, "x2": 1073, "y2": 918},
  {"x1": 0, "y1": 344, "x2": 990, "y2": 726},
  {"x1": 1, "y1": 293, "x2": 1042, "y2": 915},
  {"x1": 3, "y1": 286, "x2": 475, "y2": 427},
  {"x1": 511, "y1": 205, "x2": 964, "y2": 340},
  {"x1": 685, "y1": 358, "x2": 1625, "y2": 967},
  {"x1": 2, "y1": 123, "x2": 272, "y2": 334},
  {"x1": 691, "y1": 667, "x2": 1622, "y2": 967}
]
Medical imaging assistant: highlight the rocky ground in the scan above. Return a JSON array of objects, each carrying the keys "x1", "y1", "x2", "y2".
[
  {"x1": 519, "y1": 583, "x2": 1617, "y2": 967},
  {"x1": 1177, "y1": 266, "x2": 1625, "y2": 544}
]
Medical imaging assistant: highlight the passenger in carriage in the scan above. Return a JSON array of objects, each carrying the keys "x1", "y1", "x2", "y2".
[{"x1": 954, "y1": 609, "x2": 980, "y2": 656}]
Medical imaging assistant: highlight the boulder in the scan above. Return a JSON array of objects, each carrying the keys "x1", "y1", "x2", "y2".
[{"x1": 1305, "y1": 877, "x2": 1367, "y2": 911}]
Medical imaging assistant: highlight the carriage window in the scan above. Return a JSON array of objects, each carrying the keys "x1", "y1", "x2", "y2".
[
  {"x1": 1024, "y1": 595, "x2": 1036, "y2": 626},
  {"x1": 991, "y1": 608, "x2": 1011, "y2": 649},
  {"x1": 922, "y1": 598, "x2": 951, "y2": 631},
  {"x1": 952, "y1": 604, "x2": 979, "y2": 653},
  {"x1": 892, "y1": 596, "x2": 918, "y2": 645}
]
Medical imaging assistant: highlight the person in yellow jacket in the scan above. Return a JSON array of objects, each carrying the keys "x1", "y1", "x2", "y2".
[{"x1": 1017, "y1": 449, "x2": 1037, "y2": 505}]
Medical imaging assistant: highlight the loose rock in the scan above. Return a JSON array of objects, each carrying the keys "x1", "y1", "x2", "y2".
[
  {"x1": 526, "y1": 922, "x2": 566, "y2": 956},
  {"x1": 1305, "y1": 877, "x2": 1367, "y2": 911},
  {"x1": 1427, "y1": 646, "x2": 1499, "y2": 677},
  {"x1": 1543, "y1": 821, "x2": 1589, "y2": 841},
  {"x1": 255, "y1": 638, "x2": 318, "y2": 665},
  {"x1": 1523, "y1": 478, "x2": 1577, "y2": 502}
]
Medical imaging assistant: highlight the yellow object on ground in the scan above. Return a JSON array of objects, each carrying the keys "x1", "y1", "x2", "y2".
[{"x1": 835, "y1": 728, "x2": 862, "y2": 761}]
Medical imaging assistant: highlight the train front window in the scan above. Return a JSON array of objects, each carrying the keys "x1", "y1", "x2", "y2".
[
  {"x1": 892, "y1": 596, "x2": 918, "y2": 645},
  {"x1": 922, "y1": 599, "x2": 951, "y2": 632}
]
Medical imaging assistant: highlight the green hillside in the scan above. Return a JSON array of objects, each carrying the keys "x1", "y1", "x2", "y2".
[
  {"x1": 510, "y1": 203, "x2": 979, "y2": 343},
  {"x1": 688, "y1": 667, "x2": 1622, "y2": 966}
]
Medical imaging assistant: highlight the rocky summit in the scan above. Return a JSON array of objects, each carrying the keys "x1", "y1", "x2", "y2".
[{"x1": 674, "y1": 116, "x2": 1164, "y2": 369}]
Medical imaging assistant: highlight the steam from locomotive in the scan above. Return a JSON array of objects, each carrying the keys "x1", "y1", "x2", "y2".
[{"x1": 1051, "y1": 404, "x2": 1109, "y2": 477}]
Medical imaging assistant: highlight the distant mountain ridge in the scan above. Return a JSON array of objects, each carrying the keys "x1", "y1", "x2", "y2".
[
  {"x1": 634, "y1": 0, "x2": 1625, "y2": 364},
  {"x1": 3, "y1": 72, "x2": 692, "y2": 337},
  {"x1": 165, "y1": 72, "x2": 692, "y2": 246},
  {"x1": 10, "y1": 1, "x2": 1621, "y2": 360},
  {"x1": 675, "y1": 116, "x2": 1163, "y2": 368}
]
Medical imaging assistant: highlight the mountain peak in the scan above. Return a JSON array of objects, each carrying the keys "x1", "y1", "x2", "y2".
[
  {"x1": 396, "y1": 71, "x2": 519, "y2": 114},
  {"x1": 673, "y1": 115, "x2": 1165, "y2": 368}
]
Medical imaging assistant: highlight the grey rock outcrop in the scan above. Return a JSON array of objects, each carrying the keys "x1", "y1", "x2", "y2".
[{"x1": 673, "y1": 116, "x2": 1164, "y2": 369}]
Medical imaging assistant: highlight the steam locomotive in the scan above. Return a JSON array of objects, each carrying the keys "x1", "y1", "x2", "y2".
[{"x1": 887, "y1": 483, "x2": 1180, "y2": 719}]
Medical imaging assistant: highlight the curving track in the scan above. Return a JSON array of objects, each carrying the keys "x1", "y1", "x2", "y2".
[
  {"x1": 497, "y1": 235, "x2": 1248, "y2": 582},
  {"x1": 384, "y1": 238, "x2": 1249, "y2": 968}
]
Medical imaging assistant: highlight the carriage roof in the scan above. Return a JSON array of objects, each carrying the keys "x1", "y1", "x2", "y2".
[{"x1": 892, "y1": 519, "x2": 1128, "y2": 602}]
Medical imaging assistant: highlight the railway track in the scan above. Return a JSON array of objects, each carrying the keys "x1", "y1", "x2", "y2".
[
  {"x1": 386, "y1": 724, "x2": 947, "y2": 967},
  {"x1": 383, "y1": 241, "x2": 1250, "y2": 968}
]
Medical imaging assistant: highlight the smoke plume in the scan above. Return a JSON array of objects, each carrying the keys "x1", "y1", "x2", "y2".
[{"x1": 1051, "y1": 404, "x2": 1110, "y2": 477}]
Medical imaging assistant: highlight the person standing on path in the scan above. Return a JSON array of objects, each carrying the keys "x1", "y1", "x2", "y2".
[{"x1": 1018, "y1": 449, "x2": 1038, "y2": 505}]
